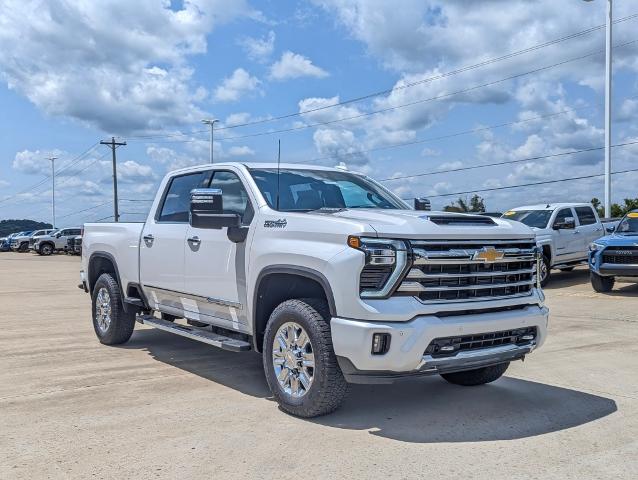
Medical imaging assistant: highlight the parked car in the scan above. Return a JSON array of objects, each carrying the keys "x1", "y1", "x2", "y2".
[
  {"x1": 66, "y1": 235, "x2": 83, "y2": 255},
  {"x1": 9, "y1": 231, "x2": 34, "y2": 251},
  {"x1": 81, "y1": 162, "x2": 548, "y2": 417},
  {"x1": 11, "y1": 229, "x2": 54, "y2": 252},
  {"x1": 33, "y1": 227, "x2": 82, "y2": 255},
  {"x1": 1, "y1": 233, "x2": 21, "y2": 252},
  {"x1": 502, "y1": 203, "x2": 616, "y2": 286},
  {"x1": 588, "y1": 210, "x2": 638, "y2": 292}
]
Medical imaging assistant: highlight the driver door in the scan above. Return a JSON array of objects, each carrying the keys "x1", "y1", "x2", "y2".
[{"x1": 552, "y1": 207, "x2": 581, "y2": 262}]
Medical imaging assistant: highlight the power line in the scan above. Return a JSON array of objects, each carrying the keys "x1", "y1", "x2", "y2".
[
  {"x1": 414, "y1": 167, "x2": 638, "y2": 200},
  {"x1": 56, "y1": 201, "x2": 113, "y2": 220},
  {"x1": 381, "y1": 139, "x2": 638, "y2": 182},
  {"x1": 208, "y1": 13, "x2": 638, "y2": 132}
]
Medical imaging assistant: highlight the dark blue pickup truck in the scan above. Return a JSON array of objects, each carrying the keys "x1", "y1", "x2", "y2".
[{"x1": 588, "y1": 210, "x2": 638, "y2": 292}]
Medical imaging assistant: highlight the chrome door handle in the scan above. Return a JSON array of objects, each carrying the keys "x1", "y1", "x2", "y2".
[
  {"x1": 187, "y1": 236, "x2": 201, "y2": 245},
  {"x1": 143, "y1": 234, "x2": 154, "y2": 241}
]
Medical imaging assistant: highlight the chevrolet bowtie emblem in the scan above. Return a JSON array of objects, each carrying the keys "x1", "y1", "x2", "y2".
[{"x1": 473, "y1": 247, "x2": 505, "y2": 262}]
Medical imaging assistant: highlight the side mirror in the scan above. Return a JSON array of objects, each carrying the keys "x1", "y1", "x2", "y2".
[
  {"x1": 554, "y1": 216, "x2": 576, "y2": 230},
  {"x1": 605, "y1": 225, "x2": 615, "y2": 233},
  {"x1": 190, "y1": 188, "x2": 240, "y2": 229},
  {"x1": 414, "y1": 197, "x2": 431, "y2": 211}
]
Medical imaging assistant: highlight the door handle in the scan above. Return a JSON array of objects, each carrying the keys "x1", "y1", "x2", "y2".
[
  {"x1": 143, "y1": 234, "x2": 154, "y2": 241},
  {"x1": 187, "y1": 236, "x2": 201, "y2": 246}
]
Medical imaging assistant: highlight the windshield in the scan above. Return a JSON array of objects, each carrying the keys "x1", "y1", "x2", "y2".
[
  {"x1": 502, "y1": 210, "x2": 552, "y2": 229},
  {"x1": 248, "y1": 168, "x2": 406, "y2": 212},
  {"x1": 615, "y1": 213, "x2": 638, "y2": 235}
]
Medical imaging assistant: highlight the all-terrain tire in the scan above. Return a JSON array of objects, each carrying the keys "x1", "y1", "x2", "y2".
[
  {"x1": 92, "y1": 273, "x2": 136, "y2": 345},
  {"x1": 441, "y1": 362, "x2": 509, "y2": 386},
  {"x1": 39, "y1": 243, "x2": 54, "y2": 256},
  {"x1": 263, "y1": 298, "x2": 348, "y2": 418},
  {"x1": 540, "y1": 255, "x2": 551, "y2": 287},
  {"x1": 590, "y1": 272, "x2": 614, "y2": 293}
]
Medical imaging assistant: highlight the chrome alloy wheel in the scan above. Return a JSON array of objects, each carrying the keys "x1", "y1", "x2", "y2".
[
  {"x1": 95, "y1": 287, "x2": 112, "y2": 333},
  {"x1": 272, "y1": 322, "x2": 315, "y2": 398},
  {"x1": 539, "y1": 259, "x2": 549, "y2": 283}
]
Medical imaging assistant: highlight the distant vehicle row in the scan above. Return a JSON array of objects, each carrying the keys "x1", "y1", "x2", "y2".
[{"x1": 0, "y1": 228, "x2": 82, "y2": 255}]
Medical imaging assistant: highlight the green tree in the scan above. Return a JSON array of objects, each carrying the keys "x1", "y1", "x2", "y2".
[{"x1": 444, "y1": 194, "x2": 486, "y2": 213}]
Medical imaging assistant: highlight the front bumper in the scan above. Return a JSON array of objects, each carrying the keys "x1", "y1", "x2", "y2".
[
  {"x1": 593, "y1": 263, "x2": 638, "y2": 277},
  {"x1": 331, "y1": 304, "x2": 548, "y2": 384}
]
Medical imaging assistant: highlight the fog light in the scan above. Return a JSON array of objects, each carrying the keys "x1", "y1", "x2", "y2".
[{"x1": 371, "y1": 333, "x2": 391, "y2": 355}]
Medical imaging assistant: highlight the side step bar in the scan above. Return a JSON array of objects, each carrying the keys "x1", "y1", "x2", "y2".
[{"x1": 137, "y1": 315, "x2": 251, "y2": 352}]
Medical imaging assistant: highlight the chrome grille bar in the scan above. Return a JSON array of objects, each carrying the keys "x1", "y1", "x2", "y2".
[
  {"x1": 406, "y1": 267, "x2": 535, "y2": 279},
  {"x1": 398, "y1": 280, "x2": 535, "y2": 293}
]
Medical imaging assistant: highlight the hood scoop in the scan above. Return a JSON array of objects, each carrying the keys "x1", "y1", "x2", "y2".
[{"x1": 425, "y1": 215, "x2": 496, "y2": 226}]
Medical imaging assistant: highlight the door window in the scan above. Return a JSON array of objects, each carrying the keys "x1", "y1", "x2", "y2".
[
  {"x1": 209, "y1": 171, "x2": 253, "y2": 224},
  {"x1": 575, "y1": 206, "x2": 596, "y2": 226},
  {"x1": 553, "y1": 208, "x2": 573, "y2": 227},
  {"x1": 157, "y1": 171, "x2": 212, "y2": 223}
]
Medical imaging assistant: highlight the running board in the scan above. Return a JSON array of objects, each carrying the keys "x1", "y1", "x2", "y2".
[{"x1": 137, "y1": 315, "x2": 251, "y2": 352}]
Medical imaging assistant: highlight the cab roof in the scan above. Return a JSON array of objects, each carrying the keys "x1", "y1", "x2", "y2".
[
  {"x1": 169, "y1": 162, "x2": 346, "y2": 176},
  {"x1": 509, "y1": 203, "x2": 594, "y2": 211}
]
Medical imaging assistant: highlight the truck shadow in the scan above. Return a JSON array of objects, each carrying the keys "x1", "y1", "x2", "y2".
[
  {"x1": 543, "y1": 267, "x2": 590, "y2": 289},
  {"x1": 123, "y1": 329, "x2": 617, "y2": 444}
]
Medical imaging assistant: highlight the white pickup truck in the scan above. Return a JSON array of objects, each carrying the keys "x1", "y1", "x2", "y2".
[
  {"x1": 502, "y1": 203, "x2": 615, "y2": 286},
  {"x1": 81, "y1": 162, "x2": 548, "y2": 417}
]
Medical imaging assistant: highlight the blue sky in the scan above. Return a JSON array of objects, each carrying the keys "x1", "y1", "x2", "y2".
[{"x1": 1, "y1": 0, "x2": 638, "y2": 227}]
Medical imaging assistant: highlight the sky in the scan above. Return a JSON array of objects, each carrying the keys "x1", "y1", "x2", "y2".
[{"x1": 1, "y1": 0, "x2": 638, "y2": 227}]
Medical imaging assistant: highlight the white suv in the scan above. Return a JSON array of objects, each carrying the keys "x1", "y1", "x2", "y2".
[{"x1": 34, "y1": 228, "x2": 82, "y2": 255}]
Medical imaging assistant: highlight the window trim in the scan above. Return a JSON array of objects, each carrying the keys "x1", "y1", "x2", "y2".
[{"x1": 552, "y1": 207, "x2": 575, "y2": 228}]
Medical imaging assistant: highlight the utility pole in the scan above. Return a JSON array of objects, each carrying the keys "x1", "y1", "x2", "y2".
[
  {"x1": 202, "y1": 119, "x2": 219, "y2": 163},
  {"x1": 100, "y1": 137, "x2": 127, "y2": 222},
  {"x1": 46, "y1": 156, "x2": 58, "y2": 228}
]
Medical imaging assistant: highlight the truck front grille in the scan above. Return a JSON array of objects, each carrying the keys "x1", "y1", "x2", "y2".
[
  {"x1": 424, "y1": 326, "x2": 537, "y2": 358},
  {"x1": 397, "y1": 240, "x2": 537, "y2": 303},
  {"x1": 603, "y1": 247, "x2": 638, "y2": 264}
]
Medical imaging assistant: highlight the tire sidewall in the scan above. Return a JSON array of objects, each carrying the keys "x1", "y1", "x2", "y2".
[
  {"x1": 263, "y1": 302, "x2": 331, "y2": 411},
  {"x1": 91, "y1": 273, "x2": 133, "y2": 344},
  {"x1": 540, "y1": 255, "x2": 551, "y2": 287},
  {"x1": 40, "y1": 244, "x2": 53, "y2": 256}
]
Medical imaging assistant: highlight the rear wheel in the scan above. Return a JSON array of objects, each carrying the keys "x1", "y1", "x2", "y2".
[
  {"x1": 263, "y1": 298, "x2": 348, "y2": 418},
  {"x1": 591, "y1": 272, "x2": 614, "y2": 292},
  {"x1": 18, "y1": 242, "x2": 29, "y2": 252},
  {"x1": 92, "y1": 273, "x2": 136, "y2": 345},
  {"x1": 441, "y1": 362, "x2": 509, "y2": 386}
]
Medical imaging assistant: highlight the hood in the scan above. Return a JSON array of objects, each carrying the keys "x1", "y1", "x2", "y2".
[
  {"x1": 312, "y1": 209, "x2": 535, "y2": 240},
  {"x1": 594, "y1": 234, "x2": 638, "y2": 247}
]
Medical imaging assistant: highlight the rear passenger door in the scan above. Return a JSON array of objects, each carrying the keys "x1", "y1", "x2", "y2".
[{"x1": 575, "y1": 206, "x2": 603, "y2": 250}]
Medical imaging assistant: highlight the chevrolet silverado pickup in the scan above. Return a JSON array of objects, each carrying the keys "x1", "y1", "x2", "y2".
[
  {"x1": 81, "y1": 162, "x2": 548, "y2": 417},
  {"x1": 503, "y1": 203, "x2": 616, "y2": 286}
]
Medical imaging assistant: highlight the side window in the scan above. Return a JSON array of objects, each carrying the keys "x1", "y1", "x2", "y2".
[
  {"x1": 157, "y1": 171, "x2": 211, "y2": 223},
  {"x1": 553, "y1": 208, "x2": 572, "y2": 227},
  {"x1": 209, "y1": 171, "x2": 253, "y2": 224},
  {"x1": 575, "y1": 206, "x2": 596, "y2": 226}
]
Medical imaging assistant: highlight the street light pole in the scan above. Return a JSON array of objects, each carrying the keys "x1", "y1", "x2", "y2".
[
  {"x1": 584, "y1": 0, "x2": 613, "y2": 217},
  {"x1": 202, "y1": 119, "x2": 219, "y2": 163},
  {"x1": 47, "y1": 156, "x2": 58, "y2": 228},
  {"x1": 604, "y1": 0, "x2": 612, "y2": 218}
]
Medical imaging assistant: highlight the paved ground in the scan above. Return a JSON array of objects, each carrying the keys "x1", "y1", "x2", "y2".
[{"x1": 1, "y1": 252, "x2": 637, "y2": 479}]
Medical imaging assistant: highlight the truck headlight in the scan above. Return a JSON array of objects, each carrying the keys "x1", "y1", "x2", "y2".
[
  {"x1": 348, "y1": 236, "x2": 409, "y2": 298},
  {"x1": 589, "y1": 242, "x2": 605, "y2": 252}
]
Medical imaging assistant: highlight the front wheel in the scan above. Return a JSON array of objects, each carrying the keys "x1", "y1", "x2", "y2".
[
  {"x1": 92, "y1": 273, "x2": 136, "y2": 345},
  {"x1": 539, "y1": 255, "x2": 551, "y2": 287},
  {"x1": 39, "y1": 243, "x2": 54, "y2": 256},
  {"x1": 441, "y1": 362, "x2": 509, "y2": 386},
  {"x1": 263, "y1": 298, "x2": 348, "y2": 418},
  {"x1": 591, "y1": 272, "x2": 614, "y2": 292}
]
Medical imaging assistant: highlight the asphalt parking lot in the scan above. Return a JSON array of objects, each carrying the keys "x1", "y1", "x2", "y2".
[{"x1": 1, "y1": 252, "x2": 637, "y2": 479}]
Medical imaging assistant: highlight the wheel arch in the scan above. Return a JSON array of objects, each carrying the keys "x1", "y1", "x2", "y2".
[
  {"x1": 87, "y1": 252, "x2": 127, "y2": 306},
  {"x1": 252, "y1": 266, "x2": 336, "y2": 352}
]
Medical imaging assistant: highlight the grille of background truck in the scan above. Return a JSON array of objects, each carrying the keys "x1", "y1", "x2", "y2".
[
  {"x1": 602, "y1": 246, "x2": 638, "y2": 265},
  {"x1": 397, "y1": 240, "x2": 537, "y2": 302}
]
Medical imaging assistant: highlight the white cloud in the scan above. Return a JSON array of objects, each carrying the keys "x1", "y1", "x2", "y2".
[
  {"x1": 238, "y1": 30, "x2": 276, "y2": 62},
  {"x1": 213, "y1": 68, "x2": 261, "y2": 102},
  {"x1": 269, "y1": 51, "x2": 329, "y2": 81},
  {"x1": 0, "y1": 179, "x2": 9, "y2": 188},
  {"x1": 0, "y1": 0, "x2": 257, "y2": 134},
  {"x1": 13, "y1": 149, "x2": 64, "y2": 175},
  {"x1": 228, "y1": 146, "x2": 255, "y2": 156}
]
